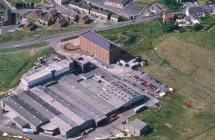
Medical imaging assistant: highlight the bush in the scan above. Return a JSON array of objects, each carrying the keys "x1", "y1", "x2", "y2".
[
  {"x1": 192, "y1": 23, "x2": 204, "y2": 31},
  {"x1": 163, "y1": 21, "x2": 178, "y2": 33},
  {"x1": 159, "y1": 0, "x2": 181, "y2": 11}
]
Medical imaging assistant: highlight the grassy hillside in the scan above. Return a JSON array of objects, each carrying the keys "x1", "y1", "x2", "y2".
[
  {"x1": 0, "y1": 24, "x2": 94, "y2": 43},
  {"x1": 99, "y1": 20, "x2": 215, "y2": 140},
  {"x1": 0, "y1": 46, "x2": 54, "y2": 92}
]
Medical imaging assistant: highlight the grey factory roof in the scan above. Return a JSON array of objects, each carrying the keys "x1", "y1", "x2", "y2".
[
  {"x1": 22, "y1": 59, "x2": 71, "y2": 84},
  {"x1": 4, "y1": 97, "x2": 49, "y2": 127},
  {"x1": 13, "y1": 116, "x2": 29, "y2": 128},
  {"x1": 81, "y1": 32, "x2": 119, "y2": 51},
  {"x1": 129, "y1": 119, "x2": 148, "y2": 130},
  {"x1": 100, "y1": 80, "x2": 145, "y2": 108}
]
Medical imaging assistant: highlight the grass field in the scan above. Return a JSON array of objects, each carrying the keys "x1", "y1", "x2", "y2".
[
  {"x1": 99, "y1": 20, "x2": 215, "y2": 140},
  {"x1": 0, "y1": 42, "x2": 49, "y2": 53},
  {"x1": 7, "y1": 0, "x2": 44, "y2": 7},
  {"x1": 99, "y1": 20, "x2": 164, "y2": 53},
  {"x1": 134, "y1": 0, "x2": 181, "y2": 11},
  {"x1": 0, "y1": 4, "x2": 4, "y2": 13},
  {"x1": 0, "y1": 46, "x2": 54, "y2": 92},
  {"x1": 0, "y1": 24, "x2": 94, "y2": 43}
]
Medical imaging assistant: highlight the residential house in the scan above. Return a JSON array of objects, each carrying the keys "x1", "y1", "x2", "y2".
[
  {"x1": 79, "y1": 15, "x2": 91, "y2": 24},
  {"x1": 110, "y1": 14, "x2": 120, "y2": 22},
  {"x1": 104, "y1": 0, "x2": 131, "y2": 9},
  {"x1": 55, "y1": 17, "x2": 68, "y2": 28},
  {"x1": 38, "y1": 16, "x2": 49, "y2": 26},
  {"x1": 54, "y1": 0, "x2": 70, "y2": 5},
  {"x1": 23, "y1": 22, "x2": 35, "y2": 32},
  {"x1": 176, "y1": 18, "x2": 191, "y2": 27},
  {"x1": 163, "y1": 13, "x2": 175, "y2": 23},
  {"x1": 32, "y1": 10, "x2": 49, "y2": 26},
  {"x1": 186, "y1": 5, "x2": 215, "y2": 24},
  {"x1": 186, "y1": 6, "x2": 205, "y2": 24},
  {"x1": 47, "y1": 9, "x2": 59, "y2": 19},
  {"x1": 90, "y1": 9, "x2": 109, "y2": 20},
  {"x1": 32, "y1": 10, "x2": 43, "y2": 19},
  {"x1": 68, "y1": 1, "x2": 82, "y2": 11},
  {"x1": 69, "y1": 2, "x2": 91, "y2": 15}
]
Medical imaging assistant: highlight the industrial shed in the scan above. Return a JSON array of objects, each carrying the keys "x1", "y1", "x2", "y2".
[
  {"x1": 21, "y1": 60, "x2": 74, "y2": 89},
  {"x1": 128, "y1": 119, "x2": 149, "y2": 136}
]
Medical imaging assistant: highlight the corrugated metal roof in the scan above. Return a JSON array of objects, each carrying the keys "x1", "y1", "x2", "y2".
[
  {"x1": 13, "y1": 116, "x2": 29, "y2": 128},
  {"x1": 81, "y1": 32, "x2": 118, "y2": 51}
]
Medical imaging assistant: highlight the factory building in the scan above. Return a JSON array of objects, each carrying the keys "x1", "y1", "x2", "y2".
[
  {"x1": 21, "y1": 60, "x2": 74, "y2": 89},
  {"x1": 2, "y1": 67, "x2": 146, "y2": 138},
  {"x1": 80, "y1": 32, "x2": 120, "y2": 64}
]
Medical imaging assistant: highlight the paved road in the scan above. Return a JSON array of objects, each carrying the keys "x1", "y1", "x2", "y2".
[{"x1": 0, "y1": 14, "x2": 161, "y2": 49}]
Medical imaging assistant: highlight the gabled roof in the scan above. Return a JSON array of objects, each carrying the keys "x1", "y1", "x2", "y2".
[
  {"x1": 24, "y1": 22, "x2": 34, "y2": 29},
  {"x1": 34, "y1": 10, "x2": 43, "y2": 16},
  {"x1": 82, "y1": 15, "x2": 90, "y2": 20},
  {"x1": 107, "y1": 0, "x2": 129, "y2": 4},
  {"x1": 91, "y1": 8, "x2": 109, "y2": 16},
  {"x1": 81, "y1": 32, "x2": 119, "y2": 51},
  {"x1": 48, "y1": 9, "x2": 58, "y2": 17},
  {"x1": 56, "y1": 17, "x2": 67, "y2": 26}
]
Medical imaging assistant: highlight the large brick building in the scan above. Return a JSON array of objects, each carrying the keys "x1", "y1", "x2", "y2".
[{"x1": 80, "y1": 32, "x2": 120, "y2": 64}]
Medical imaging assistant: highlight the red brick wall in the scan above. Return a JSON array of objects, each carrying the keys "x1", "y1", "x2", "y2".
[{"x1": 80, "y1": 35, "x2": 120, "y2": 64}]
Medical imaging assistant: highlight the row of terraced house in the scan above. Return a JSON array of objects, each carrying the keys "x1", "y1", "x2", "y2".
[{"x1": 68, "y1": 1, "x2": 125, "y2": 23}]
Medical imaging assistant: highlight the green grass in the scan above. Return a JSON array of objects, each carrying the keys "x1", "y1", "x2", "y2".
[
  {"x1": 99, "y1": 20, "x2": 164, "y2": 53},
  {"x1": 99, "y1": 20, "x2": 215, "y2": 140},
  {"x1": 7, "y1": 0, "x2": 44, "y2": 6},
  {"x1": 0, "y1": 4, "x2": 5, "y2": 13},
  {"x1": 0, "y1": 47, "x2": 54, "y2": 92},
  {"x1": 0, "y1": 24, "x2": 94, "y2": 43},
  {"x1": 134, "y1": 0, "x2": 181, "y2": 11},
  {"x1": 0, "y1": 42, "x2": 49, "y2": 53}
]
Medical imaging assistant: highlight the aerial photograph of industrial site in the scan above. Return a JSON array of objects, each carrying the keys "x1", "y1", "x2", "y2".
[{"x1": 0, "y1": 0, "x2": 215, "y2": 140}]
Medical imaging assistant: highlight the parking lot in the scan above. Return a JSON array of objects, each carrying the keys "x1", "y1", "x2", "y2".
[{"x1": 122, "y1": 71, "x2": 171, "y2": 98}]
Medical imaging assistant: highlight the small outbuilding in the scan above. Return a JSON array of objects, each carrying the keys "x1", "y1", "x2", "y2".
[
  {"x1": 13, "y1": 116, "x2": 30, "y2": 129},
  {"x1": 128, "y1": 119, "x2": 149, "y2": 136}
]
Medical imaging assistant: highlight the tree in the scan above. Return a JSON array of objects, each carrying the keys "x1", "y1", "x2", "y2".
[
  {"x1": 192, "y1": 23, "x2": 203, "y2": 31},
  {"x1": 163, "y1": 21, "x2": 178, "y2": 33}
]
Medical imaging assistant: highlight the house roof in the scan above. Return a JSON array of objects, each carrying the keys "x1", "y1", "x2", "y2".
[
  {"x1": 48, "y1": 9, "x2": 58, "y2": 17},
  {"x1": 56, "y1": 17, "x2": 67, "y2": 26},
  {"x1": 91, "y1": 8, "x2": 109, "y2": 16},
  {"x1": 81, "y1": 15, "x2": 91, "y2": 22},
  {"x1": 164, "y1": 13, "x2": 175, "y2": 19},
  {"x1": 81, "y1": 32, "x2": 119, "y2": 51},
  {"x1": 34, "y1": 10, "x2": 43, "y2": 16},
  {"x1": 107, "y1": 0, "x2": 129, "y2": 5},
  {"x1": 24, "y1": 22, "x2": 34, "y2": 29}
]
